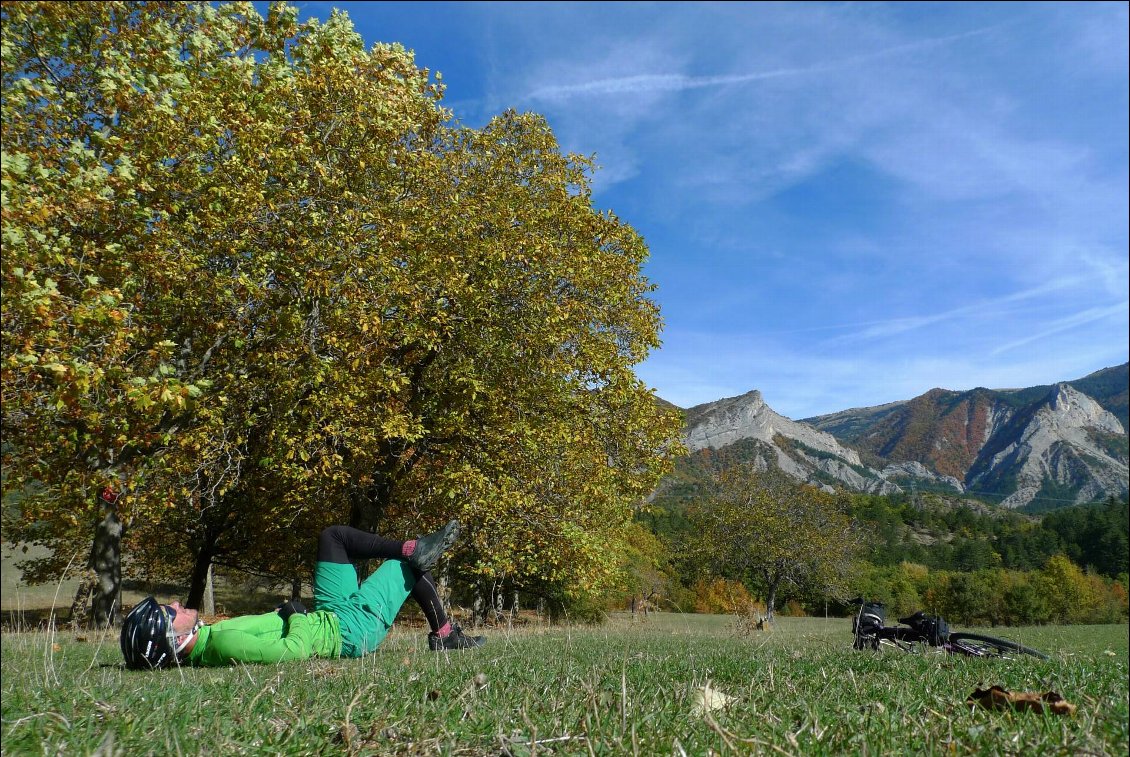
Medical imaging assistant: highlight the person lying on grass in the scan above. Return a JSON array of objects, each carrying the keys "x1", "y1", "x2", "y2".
[{"x1": 120, "y1": 521, "x2": 484, "y2": 669}]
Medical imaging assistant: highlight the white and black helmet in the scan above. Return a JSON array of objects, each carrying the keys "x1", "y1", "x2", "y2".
[{"x1": 120, "y1": 596, "x2": 179, "y2": 669}]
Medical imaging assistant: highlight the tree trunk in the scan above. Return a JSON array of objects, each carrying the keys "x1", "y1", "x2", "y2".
[
  {"x1": 348, "y1": 482, "x2": 386, "y2": 533},
  {"x1": 202, "y1": 563, "x2": 215, "y2": 615},
  {"x1": 348, "y1": 479, "x2": 390, "y2": 583},
  {"x1": 186, "y1": 546, "x2": 215, "y2": 609},
  {"x1": 471, "y1": 583, "x2": 486, "y2": 628},
  {"x1": 492, "y1": 580, "x2": 504, "y2": 623},
  {"x1": 69, "y1": 572, "x2": 96, "y2": 631},
  {"x1": 765, "y1": 580, "x2": 778, "y2": 621},
  {"x1": 436, "y1": 568, "x2": 450, "y2": 619},
  {"x1": 88, "y1": 504, "x2": 123, "y2": 627}
]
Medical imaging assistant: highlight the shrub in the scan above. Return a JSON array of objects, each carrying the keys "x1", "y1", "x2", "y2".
[
  {"x1": 779, "y1": 599, "x2": 807, "y2": 617},
  {"x1": 691, "y1": 578, "x2": 760, "y2": 615}
]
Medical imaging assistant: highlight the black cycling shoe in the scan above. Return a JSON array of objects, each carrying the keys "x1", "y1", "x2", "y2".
[
  {"x1": 407, "y1": 519, "x2": 460, "y2": 574},
  {"x1": 428, "y1": 623, "x2": 486, "y2": 651}
]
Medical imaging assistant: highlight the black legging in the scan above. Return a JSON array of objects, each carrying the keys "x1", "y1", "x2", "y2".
[{"x1": 317, "y1": 525, "x2": 448, "y2": 634}]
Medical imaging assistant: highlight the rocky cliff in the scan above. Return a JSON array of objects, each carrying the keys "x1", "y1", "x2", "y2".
[
  {"x1": 686, "y1": 390, "x2": 858, "y2": 461},
  {"x1": 682, "y1": 390, "x2": 901, "y2": 495},
  {"x1": 965, "y1": 384, "x2": 1126, "y2": 508},
  {"x1": 676, "y1": 364, "x2": 1129, "y2": 510}
]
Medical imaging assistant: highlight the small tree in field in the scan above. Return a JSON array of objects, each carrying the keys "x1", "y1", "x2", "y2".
[
  {"x1": 688, "y1": 467, "x2": 862, "y2": 620},
  {"x1": 613, "y1": 521, "x2": 675, "y2": 615}
]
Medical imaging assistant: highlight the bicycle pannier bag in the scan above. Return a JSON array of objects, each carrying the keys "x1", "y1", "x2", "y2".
[
  {"x1": 853, "y1": 601, "x2": 886, "y2": 635},
  {"x1": 904, "y1": 612, "x2": 950, "y2": 645}
]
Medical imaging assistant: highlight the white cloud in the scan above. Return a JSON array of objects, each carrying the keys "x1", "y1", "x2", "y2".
[
  {"x1": 1058, "y1": 2, "x2": 1130, "y2": 74},
  {"x1": 1079, "y1": 250, "x2": 1130, "y2": 298},
  {"x1": 822, "y1": 276, "x2": 1096, "y2": 345},
  {"x1": 639, "y1": 326, "x2": 1128, "y2": 419}
]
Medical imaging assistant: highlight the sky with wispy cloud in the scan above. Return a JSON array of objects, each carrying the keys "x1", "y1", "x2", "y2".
[{"x1": 273, "y1": 1, "x2": 1128, "y2": 419}]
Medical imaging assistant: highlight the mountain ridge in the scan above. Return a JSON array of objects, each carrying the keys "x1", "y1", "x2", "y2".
[
  {"x1": 801, "y1": 363, "x2": 1129, "y2": 433},
  {"x1": 667, "y1": 362, "x2": 1129, "y2": 511}
]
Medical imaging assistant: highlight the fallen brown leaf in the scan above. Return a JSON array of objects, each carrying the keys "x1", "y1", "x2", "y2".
[{"x1": 966, "y1": 686, "x2": 1077, "y2": 716}]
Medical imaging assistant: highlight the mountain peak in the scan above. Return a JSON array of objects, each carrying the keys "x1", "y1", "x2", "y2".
[
  {"x1": 674, "y1": 363, "x2": 1129, "y2": 511},
  {"x1": 684, "y1": 388, "x2": 856, "y2": 461},
  {"x1": 681, "y1": 387, "x2": 896, "y2": 493}
]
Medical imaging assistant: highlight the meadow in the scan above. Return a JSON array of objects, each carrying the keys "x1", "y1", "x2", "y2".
[{"x1": 1, "y1": 612, "x2": 1126, "y2": 756}]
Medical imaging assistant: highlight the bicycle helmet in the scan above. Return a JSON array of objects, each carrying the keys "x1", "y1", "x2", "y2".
[{"x1": 120, "y1": 596, "x2": 179, "y2": 669}]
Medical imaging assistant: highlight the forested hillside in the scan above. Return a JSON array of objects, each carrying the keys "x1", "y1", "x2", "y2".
[
  {"x1": 849, "y1": 493, "x2": 1128, "y2": 577},
  {"x1": 638, "y1": 474, "x2": 1128, "y2": 626}
]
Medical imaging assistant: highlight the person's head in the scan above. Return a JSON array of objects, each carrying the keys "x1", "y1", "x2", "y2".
[{"x1": 120, "y1": 597, "x2": 201, "y2": 669}]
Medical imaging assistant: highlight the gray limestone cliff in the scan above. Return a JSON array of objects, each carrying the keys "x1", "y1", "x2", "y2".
[
  {"x1": 970, "y1": 384, "x2": 1127, "y2": 508},
  {"x1": 676, "y1": 377, "x2": 1128, "y2": 507},
  {"x1": 682, "y1": 390, "x2": 901, "y2": 494}
]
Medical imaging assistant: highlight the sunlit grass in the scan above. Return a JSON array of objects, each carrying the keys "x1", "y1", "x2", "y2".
[{"x1": 2, "y1": 614, "x2": 1126, "y2": 755}]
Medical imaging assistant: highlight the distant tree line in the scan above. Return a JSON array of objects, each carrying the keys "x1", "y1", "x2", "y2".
[
  {"x1": 847, "y1": 557, "x2": 1127, "y2": 627},
  {"x1": 625, "y1": 489, "x2": 1128, "y2": 626}
]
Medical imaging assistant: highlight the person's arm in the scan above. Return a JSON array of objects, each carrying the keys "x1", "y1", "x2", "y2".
[{"x1": 199, "y1": 612, "x2": 317, "y2": 665}]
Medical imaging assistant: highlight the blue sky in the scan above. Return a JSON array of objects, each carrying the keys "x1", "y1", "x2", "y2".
[{"x1": 266, "y1": 1, "x2": 1129, "y2": 419}]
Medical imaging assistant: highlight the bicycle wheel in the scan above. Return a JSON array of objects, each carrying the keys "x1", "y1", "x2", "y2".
[{"x1": 948, "y1": 632, "x2": 1049, "y2": 660}]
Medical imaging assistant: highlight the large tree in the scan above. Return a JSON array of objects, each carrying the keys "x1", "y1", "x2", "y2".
[
  {"x1": 3, "y1": 0, "x2": 456, "y2": 613},
  {"x1": 1, "y1": 0, "x2": 272, "y2": 620},
  {"x1": 361, "y1": 110, "x2": 685, "y2": 601},
  {"x1": 687, "y1": 468, "x2": 862, "y2": 619},
  {"x1": 2, "y1": 1, "x2": 681, "y2": 618}
]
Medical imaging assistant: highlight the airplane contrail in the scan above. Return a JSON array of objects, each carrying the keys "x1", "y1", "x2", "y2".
[{"x1": 527, "y1": 24, "x2": 1006, "y2": 102}]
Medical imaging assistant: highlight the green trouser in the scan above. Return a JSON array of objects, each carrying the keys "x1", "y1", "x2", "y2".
[{"x1": 314, "y1": 558, "x2": 417, "y2": 657}]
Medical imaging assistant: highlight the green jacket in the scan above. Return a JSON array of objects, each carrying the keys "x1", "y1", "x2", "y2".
[{"x1": 186, "y1": 610, "x2": 342, "y2": 666}]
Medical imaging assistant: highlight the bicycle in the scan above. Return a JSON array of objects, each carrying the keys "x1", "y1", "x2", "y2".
[{"x1": 850, "y1": 599, "x2": 1048, "y2": 660}]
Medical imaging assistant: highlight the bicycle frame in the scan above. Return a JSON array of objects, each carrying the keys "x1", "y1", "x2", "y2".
[
  {"x1": 850, "y1": 604, "x2": 1048, "y2": 659},
  {"x1": 854, "y1": 623, "x2": 930, "y2": 652}
]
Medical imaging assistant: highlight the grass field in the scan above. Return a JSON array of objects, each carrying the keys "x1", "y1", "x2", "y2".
[{"x1": 1, "y1": 613, "x2": 1126, "y2": 755}]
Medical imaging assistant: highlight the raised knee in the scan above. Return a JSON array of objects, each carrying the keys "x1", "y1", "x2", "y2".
[
  {"x1": 317, "y1": 525, "x2": 351, "y2": 562},
  {"x1": 320, "y1": 524, "x2": 348, "y2": 542}
]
